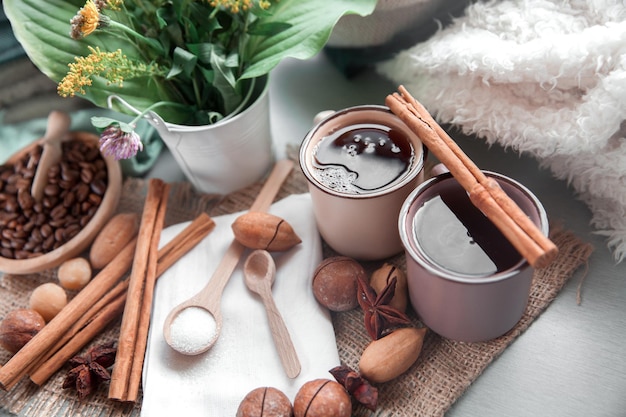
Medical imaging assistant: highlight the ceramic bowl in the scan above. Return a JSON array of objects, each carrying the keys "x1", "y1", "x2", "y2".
[{"x1": 0, "y1": 132, "x2": 122, "y2": 274}]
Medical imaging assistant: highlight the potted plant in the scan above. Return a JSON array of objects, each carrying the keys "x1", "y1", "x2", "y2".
[{"x1": 4, "y1": 0, "x2": 377, "y2": 194}]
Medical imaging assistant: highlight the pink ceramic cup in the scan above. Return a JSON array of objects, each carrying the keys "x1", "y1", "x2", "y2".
[
  {"x1": 399, "y1": 170, "x2": 549, "y2": 342},
  {"x1": 300, "y1": 105, "x2": 425, "y2": 260}
]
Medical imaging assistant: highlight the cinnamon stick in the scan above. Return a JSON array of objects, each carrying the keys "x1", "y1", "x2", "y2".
[
  {"x1": 109, "y1": 179, "x2": 169, "y2": 401},
  {"x1": 0, "y1": 238, "x2": 138, "y2": 391},
  {"x1": 386, "y1": 86, "x2": 558, "y2": 268},
  {"x1": 28, "y1": 213, "x2": 216, "y2": 386},
  {"x1": 125, "y1": 180, "x2": 170, "y2": 402}
]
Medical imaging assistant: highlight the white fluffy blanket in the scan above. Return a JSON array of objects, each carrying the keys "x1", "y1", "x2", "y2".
[{"x1": 377, "y1": 0, "x2": 626, "y2": 261}]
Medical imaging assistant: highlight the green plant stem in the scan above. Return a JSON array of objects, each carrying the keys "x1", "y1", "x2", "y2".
[
  {"x1": 128, "y1": 101, "x2": 190, "y2": 126},
  {"x1": 108, "y1": 20, "x2": 164, "y2": 55}
]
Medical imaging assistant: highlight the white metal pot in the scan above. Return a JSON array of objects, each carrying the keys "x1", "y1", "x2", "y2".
[{"x1": 110, "y1": 77, "x2": 274, "y2": 195}]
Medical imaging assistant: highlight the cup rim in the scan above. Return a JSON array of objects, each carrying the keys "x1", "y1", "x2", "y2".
[
  {"x1": 299, "y1": 104, "x2": 424, "y2": 200},
  {"x1": 398, "y1": 171, "x2": 550, "y2": 284}
]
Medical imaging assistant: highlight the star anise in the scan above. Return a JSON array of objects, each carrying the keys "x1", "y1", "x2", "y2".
[
  {"x1": 62, "y1": 342, "x2": 117, "y2": 399},
  {"x1": 357, "y1": 274, "x2": 411, "y2": 340},
  {"x1": 330, "y1": 365, "x2": 378, "y2": 411}
]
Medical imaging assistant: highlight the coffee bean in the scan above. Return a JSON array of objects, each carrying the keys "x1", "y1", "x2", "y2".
[
  {"x1": 11, "y1": 239, "x2": 25, "y2": 250},
  {"x1": 63, "y1": 192, "x2": 76, "y2": 208},
  {"x1": 23, "y1": 221, "x2": 35, "y2": 233},
  {"x1": 43, "y1": 196, "x2": 58, "y2": 209},
  {"x1": 64, "y1": 224, "x2": 81, "y2": 240},
  {"x1": 5, "y1": 197, "x2": 20, "y2": 213},
  {"x1": 90, "y1": 179, "x2": 107, "y2": 196},
  {"x1": 44, "y1": 184, "x2": 60, "y2": 197},
  {"x1": 31, "y1": 228, "x2": 43, "y2": 243},
  {"x1": 17, "y1": 188, "x2": 34, "y2": 211},
  {"x1": 76, "y1": 183, "x2": 90, "y2": 203},
  {"x1": 33, "y1": 212, "x2": 46, "y2": 226},
  {"x1": 40, "y1": 224, "x2": 53, "y2": 239},
  {"x1": 88, "y1": 193, "x2": 102, "y2": 206},
  {"x1": 48, "y1": 219, "x2": 66, "y2": 228},
  {"x1": 50, "y1": 205, "x2": 68, "y2": 220}
]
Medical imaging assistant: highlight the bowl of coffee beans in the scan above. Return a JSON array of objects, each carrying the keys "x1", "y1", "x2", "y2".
[{"x1": 0, "y1": 131, "x2": 122, "y2": 274}]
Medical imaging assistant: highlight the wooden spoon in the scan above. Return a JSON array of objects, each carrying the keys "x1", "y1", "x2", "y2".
[
  {"x1": 244, "y1": 249, "x2": 301, "y2": 378},
  {"x1": 31, "y1": 111, "x2": 71, "y2": 201},
  {"x1": 163, "y1": 159, "x2": 294, "y2": 355}
]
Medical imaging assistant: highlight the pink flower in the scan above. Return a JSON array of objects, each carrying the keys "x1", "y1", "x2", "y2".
[{"x1": 98, "y1": 124, "x2": 143, "y2": 160}]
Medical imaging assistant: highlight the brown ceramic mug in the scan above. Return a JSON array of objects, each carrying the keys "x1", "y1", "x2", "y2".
[
  {"x1": 399, "y1": 168, "x2": 549, "y2": 342},
  {"x1": 299, "y1": 105, "x2": 425, "y2": 260}
]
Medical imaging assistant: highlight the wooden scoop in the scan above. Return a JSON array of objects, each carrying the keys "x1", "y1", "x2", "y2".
[
  {"x1": 243, "y1": 250, "x2": 301, "y2": 378},
  {"x1": 162, "y1": 159, "x2": 294, "y2": 355},
  {"x1": 31, "y1": 111, "x2": 71, "y2": 201}
]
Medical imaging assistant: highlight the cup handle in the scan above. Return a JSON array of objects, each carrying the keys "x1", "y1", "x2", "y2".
[
  {"x1": 430, "y1": 163, "x2": 450, "y2": 177},
  {"x1": 313, "y1": 110, "x2": 335, "y2": 126}
]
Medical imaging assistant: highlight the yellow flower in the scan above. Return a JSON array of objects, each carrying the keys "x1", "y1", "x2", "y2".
[
  {"x1": 58, "y1": 46, "x2": 163, "y2": 97},
  {"x1": 208, "y1": 0, "x2": 274, "y2": 13},
  {"x1": 70, "y1": 0, "x2": 108, "y2": 39}
]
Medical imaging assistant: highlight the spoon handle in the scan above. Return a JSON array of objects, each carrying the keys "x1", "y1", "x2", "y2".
[
  {"x1": 31, "y1": 111, "x2": 71, "y2": 201},
  {"x1": 261, "y1": 291, "x2": 301, "y2": 378}
]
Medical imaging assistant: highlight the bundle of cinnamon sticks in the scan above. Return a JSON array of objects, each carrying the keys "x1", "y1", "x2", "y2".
[
  {"x1": 386, "y1": 86, "x2": 558, "y2": 268},
  {"x1": 0, "y1": 178, "x2": 216, "y2": 402}
]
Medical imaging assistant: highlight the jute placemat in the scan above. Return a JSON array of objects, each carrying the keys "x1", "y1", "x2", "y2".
[{"x1": 0, "y1": 157, "x2": 593, "y2": 417}]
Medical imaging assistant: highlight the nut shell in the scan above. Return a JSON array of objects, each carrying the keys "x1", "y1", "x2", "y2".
[
  {"x1": 359, "y1": 327, "x2": 427, "y2": 383},
  {"x1": 89, "y1": 212, "x2": 140, "y2": 269},
  {"x1": 236, "y1": 386, "x2": 293, "y2": 417},
  {"x1": 370, "y1": 263, "x2": 408, "y2": 312},
  {"x1": 232, "y1": 212, "x2": 302, "y2": 252},
  {"x1": 0, "y1": 309, "x2": 46, "y2": 353},
  {"x1": 293, "y1": 379, "x2": 351, "y2": 417},
  {"x1": 312, "y1": 256, "x2": 364, "y2": 312}
]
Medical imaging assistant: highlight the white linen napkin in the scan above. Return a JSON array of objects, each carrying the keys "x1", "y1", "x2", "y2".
[{"x1": 140, "y1": 193, "x2": 340, "y2": 416}]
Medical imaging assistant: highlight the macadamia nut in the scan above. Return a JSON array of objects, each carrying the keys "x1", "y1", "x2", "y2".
[
  {"x1": 58, "y1": 257, "x2": 92, "y2": 290},
  {"x1": 29, "y1": 282, "x2": 67, "y2": 322},
  {"x1": 294, "y1": 379, "x2": 351, "y2": 417},
  {"x1": 236, "y1": 386, "x2": 293, "y2": 417},
  {"x1": 312, "y1": 256, "x2": 365, "y2": 312}
]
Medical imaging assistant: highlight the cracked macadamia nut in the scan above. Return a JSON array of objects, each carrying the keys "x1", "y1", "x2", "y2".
[
  {"x1": 236, "y1": 386, "x2": 293, "y2": 417},
  {"x1": 312, "y1": 256, "x2": 365, "y2": 312},
  {"x1": 0, "y1": 309, "x2": 46, "y2": 353},
  {"x1": 293, "y1": 379, "x2": 351, "y2": 417},
  {"x1": 29, "y1": 282, "x2": 67, "y2": 322},
  {"x1": 58, "y1": 257, "x2": 92, "y2": 290}
]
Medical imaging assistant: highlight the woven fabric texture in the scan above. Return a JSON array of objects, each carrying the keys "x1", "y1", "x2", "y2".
[{"x1": 0, "y1": 160, "x2": 592, "y2": 417}]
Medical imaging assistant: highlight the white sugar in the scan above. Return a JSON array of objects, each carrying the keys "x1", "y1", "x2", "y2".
[{"x1": 169, "y1": 307, "x2": 217, "y2": 354}]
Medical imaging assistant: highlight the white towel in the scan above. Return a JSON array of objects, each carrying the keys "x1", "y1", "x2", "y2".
[
  {"x1": 141, "y1": 193, "x2": 339, "y2": 416},
  {"x1": 377, "y1": 0, "x2": 626, "y2": 261}
]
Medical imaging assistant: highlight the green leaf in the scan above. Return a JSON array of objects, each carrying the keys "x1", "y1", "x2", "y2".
[
  {"x1": 90, "y1": 116, "x2": 119, "y2": 129},
  {"x1": 248, "y1": 21, "x2": 292, "y2": 37},
  {"x1": 167, "y1": 47, "x2": 198, "y2": 79},
  {"x1": 241, "y1": 0, "x2": 377, "y2": 79},
  {"x1": 209, "y1": 50, "x2": 241, "y2": 115}
]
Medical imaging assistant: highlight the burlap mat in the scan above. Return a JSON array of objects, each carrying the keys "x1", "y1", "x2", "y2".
[{"x1": 0, "y1": 155, "x2": 593, "y2": 417}]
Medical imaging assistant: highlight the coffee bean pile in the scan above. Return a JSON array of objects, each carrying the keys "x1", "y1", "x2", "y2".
[{"x1": 0, "y1": 140, "x2": 108, "y2": 260}]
